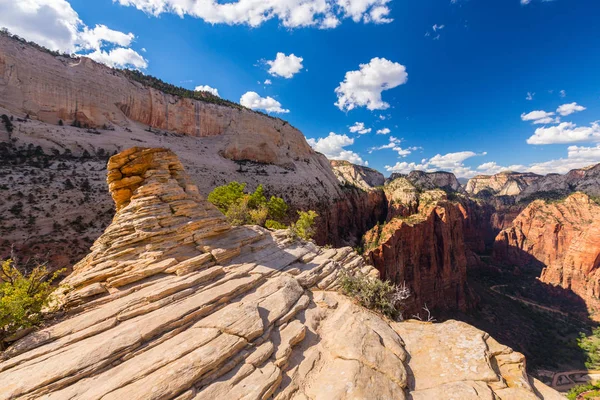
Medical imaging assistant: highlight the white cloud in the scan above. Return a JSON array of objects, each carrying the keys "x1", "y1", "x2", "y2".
[
  {"x1": 266, "y1": 53, "x2": 304, "y2": 78},
  {"x1": 114, "y1": 0, "x2": 393, "y2": 28},
  {"x1": 527, "y1": 144, "x2": 600, "y2": 175},
  {"x1": 78, "y1": 24, "x2": 135, "y2": 50},
  {"x1": 194, "y1": 85, "x2": 219, "y2": 97},
  {"x1": 521, "y1": 0, "x2": 532, "y2": 5},
  {"x1": 475, "y1": 162, "x2": 527, "y2": 175},
  {"x1": 521, "y1": 110, "x2": 559, "y2": 125},
  {"x1": 560, "y1": 90, "x2": 566, "y2": 98},
  {"x1": 307, "y1": 132, "x2": 367, "y2": 165},
  {"x1": 264, "y1": 79, "x2": 272, "y2": 85},
  {"x1": 556, "y1": 102, "x2": 586, "y2": 116},
  {"x1": 240, "y1": 91, "x2": 289, "y2": 113},
  {"x1": 349, "y1": 122, "x2": 371, "y2": 134},
  {"x1": 527, "y1": 121, "x2": 600, "y2": 145},
  {"x1": 0, "y1": 0, "x2": 146, "y2": 68},
  {"x1": 370, "y1": 136, "x2": 417, "y2": 157},
  {"x1": 335, "y1": 57, "x2": 408, "y2": 111},
  {"x1": 526, "y1": 92, "x2": 535, "y2": 101},
  {"x1": 433, "y1": 24, "x2": 445, "y2": 31},
  {"x1": 86, "y1": 47, "x2": 148, "y2": 69},
  {"x1": 376, "y1": 128, "x2": 391, "y2": 135},
  {"x1": 385, "y1": 150, "x2": 484, "y2": 177}
]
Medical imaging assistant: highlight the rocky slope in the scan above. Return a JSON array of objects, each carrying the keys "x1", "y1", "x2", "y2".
[
  {"x1": 330, "y1": 160, "x2": 385, "y2": 190},
  {"x1": 494, "y1": 193, "x2": 600, "y2": 312},
  {"x1": 0, "y1": 34, "x2": 378, "y2": 263},
  {"x1": 465, "y1": 165, "x2": 600, "y2": 199},
  {"x1": 0, "y1": 148, "x2": 560, "y2": 400},
  {"x1": 465, "y1": 172, "x2": 542, "y2": 196},
  {"x1": 388, "y1": 170, "x2": 461, "y2": 191}
]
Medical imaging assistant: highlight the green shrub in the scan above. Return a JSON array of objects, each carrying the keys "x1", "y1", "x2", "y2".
[
  {"x1": 339, "y1": 271, "x2": 411, "y2": 320},
  {"x1": 0, "y1": 259, "x2": 64, "y2": 348},
  {"x1": 267, "y1": 196, "x2": 288, "y2": 221},
  {"x1": 208, "y1": 182, "x2": 246, "y2": 214},
  {"x1": 265, "y1": 220, "x2": 287, "y2": 230},
  {"x1": 578, "y1": 327, "x2": 600, "y2": 369},
  {"x1": 289, "y1": 210, "x2": 318, "y2": 240},
  {"x1": 567, "y1": 382, "x2": 600, "y2": 400},
  {"x1": 208, "y1": 182, "x2": 289, "y2": 228}
]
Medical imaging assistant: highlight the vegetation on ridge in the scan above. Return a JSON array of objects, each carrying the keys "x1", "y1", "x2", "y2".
[
  {"x1": 0, "y1": 258, "x2": 64, "y2": 349},
  {"x1": 339, "y1": 271, "x2": 411, "y2": 320},
  {"x1": 207, "y1": 182, "x2": 319, "y2": 240}
]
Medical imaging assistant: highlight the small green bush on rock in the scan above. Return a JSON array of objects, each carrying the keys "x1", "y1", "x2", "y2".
[
  {"x1": 0, "y1": 259, "x2": 64, "y2": 349},
  {"x1": 289, "y1": 210, "x2": 318, "y2": 240},
  {"x1": 208, "y1": 182, "x2": 289, "y2": 228},
  {"x1": 339, "y1": 271, "x2": 411, "y2": 321}
]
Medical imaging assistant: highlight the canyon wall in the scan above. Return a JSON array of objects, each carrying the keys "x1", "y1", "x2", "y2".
[
  {"x1": 364, "y1": 199, "x2": 472, "y2": 314},
  {"x1": 494, "y1": 193, "x2": 600, "y2": 310},
  {"x1": 0, "y1": 147, "x2": 560, "y2": 400},
  {"x1": 0, "y1": 34, "x2": 382, "y2": 262}
]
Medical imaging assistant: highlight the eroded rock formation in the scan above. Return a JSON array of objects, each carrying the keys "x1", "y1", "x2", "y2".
[
  {"x1": 0, "y1": 34, "x2": 381, "y2": 261},
  {"x1": 0, "y1": 148, "x2": 560, "y2": 400},
  {"x1": 364, "y1": 194, "x2": 472, "y2": 314},
  {"x1": 494, "y1": 193, "x2": 600, "y2": 311}
]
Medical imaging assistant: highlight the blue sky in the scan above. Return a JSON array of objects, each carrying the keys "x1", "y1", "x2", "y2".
[{"x1": 1, "y1": 0, "x2": 599, "y2": 177}]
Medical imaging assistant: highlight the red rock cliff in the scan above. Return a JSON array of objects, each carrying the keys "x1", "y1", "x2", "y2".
[
  {"x1": 364, "y1": 199, "x2": 471, "y2": 314},
  {"x1": 494, "y1": 193, "x2": 600, "y2": 310}
]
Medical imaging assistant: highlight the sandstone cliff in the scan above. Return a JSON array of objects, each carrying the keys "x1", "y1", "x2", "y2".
[
  {"x1": 465, "y1": 172, "x2": 542, "y2": 196},
  {"x1": 0, "y1": 34, "x2": 377, "y2": 263},
  {"x1": 364, "y1": 194, "x2": 472, "y2": 314},
  {"x1": 387, "y1": 170, "x2": 461, "y2": 191},
  {"x1": 0, "y1": 148, "x2": 560, "y2": 400},
  {"x1": 330, "y1": 160, "x2": 385, "y2": 190},
  {"x1": 494, "y1": 193, "x2": 600, "y2": 312}
]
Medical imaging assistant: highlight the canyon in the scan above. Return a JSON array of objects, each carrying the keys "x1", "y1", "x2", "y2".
[
  {"x1": 2, "y1": 32, "x2": 600, "y2": 396},
  {"x1": 0, "y1": 147, "x2": 561, "y2": 400}
]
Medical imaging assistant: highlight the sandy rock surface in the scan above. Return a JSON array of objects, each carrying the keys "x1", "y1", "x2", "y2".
[{"x1": 0, "y1": 148, "x2": 560, "y2": 400}]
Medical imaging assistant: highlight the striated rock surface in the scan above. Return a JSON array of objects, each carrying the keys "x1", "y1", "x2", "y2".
[
  {"x1": 494, "y1": 193, "x2": 600, "y2": 311},
  {"x1": 0, "y1": 148, "x2": 560, "y2": 400},
  {"x1": 0, "y1": 34, "x2": 311, "y2": 166}
]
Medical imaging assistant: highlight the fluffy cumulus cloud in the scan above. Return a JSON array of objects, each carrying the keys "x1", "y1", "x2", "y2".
[
  {"x1": 86, "y1": 47, "x2": 148, "y2": 69},
  {"x1": 335, "y1": 57, "x2": 408, "y2": 111},
  {"x1": 475, "y1": 162, "x2": 527, "y2": 175},
  {"x1": 556, "y1": 102, "x2": 586, "y2": 116},
  {"x1": 266, "y1": 53, "x2": 304, "y2": 78},
  {"x1": 370, "y1": 136, "x2": 417, "y2": 157},
  {"x1": 349, "y1": 122, "x2": 371, "y2": 134},
  {"x1": 376, "y1": 128, "x2": 390, "y2": 135},
  {"x1": 194, "y1": 85, "x2": 219, "y2": 97},
  {"x1": 0, "y1": 0, "x2": 147, "y2": 68},
  {"x1": 240, "y1": 91, "x2": 289, "y2": 113},
  {"x1": 526, "y1": 121, "x2": 600, "y2": 145},
  {"x1": 306, "y1": 132, "x2": 367, "y2": 165},
  {"x1": 385, "y1": 151, "x2": 486, "y2": 177},
  {"x1": 521, "y1": 110, "x2": 559, "y2": 125},
  {"x1": 518, "y1": 144, "x2": 600, "y2": 175},
  {"x1": 114, "y1": 0, "x2": 393, "y2": 29}
]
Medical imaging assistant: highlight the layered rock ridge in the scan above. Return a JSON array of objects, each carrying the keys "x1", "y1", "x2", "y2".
[
  {"x1": 494, "y1": 193, "x2": 600, "y2": 312},
  {"x1": 0, "y1": 148, "x2": 560, "y2": 400},
  {"x1": 0, "y1": 33, "x2": 382, "y2": 262}
]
